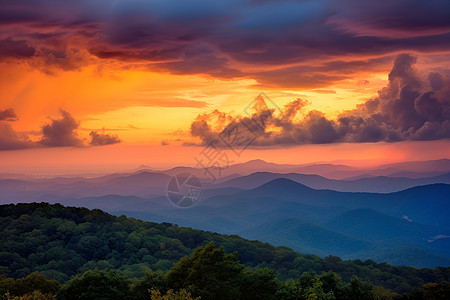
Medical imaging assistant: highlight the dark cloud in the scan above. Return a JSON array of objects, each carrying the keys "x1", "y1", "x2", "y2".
[
  {"x1": 0, "y1": 108, "x2": 122, "y2": 150},
  {"x1": 0, "y1": 38, "x2": 35, "y2": 60},
  {"x1": 0, "y1": 122, "x2": 34, "y2": 150},
  {"x1": 0, "y1": 108, "x2": 18, "y2": 121},
  {"x1": 89, "y1": 130, "x2": 121, "y2": 146},
  {"x1": 0, "y1": 0, "x2": 449, "y2": 85},
  {"x1": 328, "y1": 0, "x2": 450, "y2": 38},
  {"x1": 152, "y1": 46, "x2": 244, "y2": 79},
  {"x1": 39, "y1": 109, "x2": 84, "y2": 147},
  {"x1": 0, "y1": 108, "x2": 30, "y2": 150},
  {"x1": 188, "y1": 54, "x2": 450, "y2": 147},
  {"x1": 31, "y1": 47, "x2": 92, "y2": 74},
  {"x1": 250, "y1": 57, "x2": 394, "y2": 89}
]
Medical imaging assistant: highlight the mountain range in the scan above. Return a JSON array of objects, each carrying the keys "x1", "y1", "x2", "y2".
[{"x1": 1, "y1": 158, "x2": 450, "y2": 268}]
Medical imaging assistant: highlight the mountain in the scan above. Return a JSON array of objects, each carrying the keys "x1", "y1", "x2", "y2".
[
  {"x1": 1, "y1": 160, "x2": 450, "y2": 268},
  {"x1": 2, "y1": 159, "x2": 450, "y2": 203},
  {"x1": 9, "y1": 177, "x2": 443, "y2": 267},
  {"x1": 0, "y1": 171, "x2": 172, "y2": 202},
  {"x1": 239, "y1": 216, "x2": 372, "y2": 257},
  {"x1": 378, "y1": 159, "x2": 450, "y2": 173},
  {"x1": 214, "y1": 171, "x2": 450, "y2": 193},
  {"x1": 1, "y1": 202, "x2": 449, "y2": 294},
  {"x1": 110, "y1": 180, "x2": 450, "y2": 267},
  {"x1": 323, "y1": 208, "x2": 430, "y2": 241},
  {"x1": 214, "y1": 158, "x2": 450, "y2": 179},
  {"x1": 2, "y1": 173, "x2": 449, "y2": 267}
]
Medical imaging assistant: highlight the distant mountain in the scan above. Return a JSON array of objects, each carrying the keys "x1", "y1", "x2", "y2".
[
  {"x1": 336, "y1": 159, "x2": 450, "y2": 179},
  {"x1": 213, "y1": 171, "x2": 450, "y2": 193},
  {"x1": 1, "y1": 159, "x2": 450, "y2": 268},
  {"x1": 90, "y1": 179, "x2": 450, "y2": 267},
  {"x1": 378, "y1": 159, "x2": 450, "y2": 173},
  {"x1": 0, "y1": 171, "x2": 172, "y2": 202},
  {"x1": 2, "y1": 179, "x2": 448, "y2": 267},
  {"x1": 2, "y1": 158, "x2": 450, "y2": 203},
  {"x1": 219, "y1": 158, "x2": 450, "y2": 179}
]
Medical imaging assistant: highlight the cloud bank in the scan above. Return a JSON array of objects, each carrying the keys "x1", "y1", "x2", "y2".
[
  {"x1": 0, "y1": 0, "x2": 449, "y2": 86},
  {"x1": 189, "y1": 54, "x2": 450, "y2": 147}
]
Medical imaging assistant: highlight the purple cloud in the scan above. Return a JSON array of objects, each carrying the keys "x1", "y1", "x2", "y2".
[
  {"x1": 0, "y1": 0, "x2": 449, "y2": 86},
  {"x1": 89, "y1": 130, "x2": 121, "y2": 146},
  {"x1": 0, "y1": 109, "x2": 123, "y2": 150},
  {"x1": 0, "y1": 108, "x2": 18, "y2": 121},
  {"x1": 39, "y1": 109, "x2": 84, "y2": 147}
]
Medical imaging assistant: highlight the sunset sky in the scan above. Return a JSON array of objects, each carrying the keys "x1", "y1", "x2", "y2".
[{"x1": 0, "y1": 0, "x2": 449, "y2": 174}]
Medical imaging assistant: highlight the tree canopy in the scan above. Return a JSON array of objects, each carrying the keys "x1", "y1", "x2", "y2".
[{"x1": 1, "y1": 202, "x2": 450, "y2": 299}]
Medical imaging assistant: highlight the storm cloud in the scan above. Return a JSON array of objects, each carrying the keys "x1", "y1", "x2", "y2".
[
  {"x1": 189, "y1": 54, "x2": 450, "y2": 147},
  {"x1": 0, "y1": 0, "x2": 449, "y2": 86}
]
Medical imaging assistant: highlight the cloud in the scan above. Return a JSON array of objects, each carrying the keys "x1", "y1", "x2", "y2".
[
  {"x1": 250, "y1": 56, "x2": 393, "y2": 88},
  {"x1": 39, "y1": 109, "x2": 84, "y2": 147},
  {"x1": 0, "y1": 108, "x2": 31, "y2": 150},
  {"x1": 89, "y1": 130, "x2": 121, "y2": 146},
  {"x1": 328, "y1": 0, "x2": 450, "y2": 38},
  {"x1": 0, "y1": 122, "x2": 34, "y2": 150},
  {"x1": 0, "y1": 108, "x2": 18, "y2": 121},
  {"x1": 188, "y1": 54, "x2": 450, "y2": 147},
  {"x1": 31, "y1": 47, "x2": 92, "y2": 75},
  {"x1": 0, "y1": 0, "x2": 449, "y2": 86},
  {"x1": 151, "y1": 46, "x2": 244, "y2": 79},
  {"x1": 0, "y1": 108, "x2": 123, "y2": 150},
  {"x1": 0, "y1": 39, "x2": 35, "y2": 60}
]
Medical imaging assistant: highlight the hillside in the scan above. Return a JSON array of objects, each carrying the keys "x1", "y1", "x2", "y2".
[
  {"x1": 0, "y1": 202, "x2": 449, "y2": 295},
  {"x1": 103, "y1": 180, "x2": 450, "y2": 267}
]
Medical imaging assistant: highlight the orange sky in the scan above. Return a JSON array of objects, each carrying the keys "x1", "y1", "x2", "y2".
[
  {"x1": 0, "y1": 140, "x2": 449, "y2": 176},
  {"x1": 0, "y1": 54, "x2": 449, "y2": 174},
  {"x1": 0, "y1": 59, "x2": 388, "y2": 141},
  {"x1": 0, "y1": 0, "x2": 449, "y2": 174}
]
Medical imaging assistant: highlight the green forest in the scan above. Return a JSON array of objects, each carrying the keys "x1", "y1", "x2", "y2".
[{"x1": 1, "y1": 203, "x2": 449, "y2": 299}]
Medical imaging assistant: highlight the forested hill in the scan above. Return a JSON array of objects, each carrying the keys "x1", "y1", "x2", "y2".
[{"x1": 1, "y1": 202, "x2": 449, "y2": 294}]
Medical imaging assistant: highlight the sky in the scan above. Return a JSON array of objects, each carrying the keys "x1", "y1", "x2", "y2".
[{"x1": 0, "y1": 0, "x2": 449, "y2": 174}]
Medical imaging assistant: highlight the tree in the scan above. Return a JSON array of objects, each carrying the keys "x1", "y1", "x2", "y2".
[
  {"x1": 150, "y1": 289, "x2": 199, "y2": 300},
  {"x1": 240, "y1": 267, "x2": 279, "y2": 300},
  {"x1": 130, "y1": 269, "x2": 167, "y2": 300},
  {"x1": 422, "y1": 282, "x2": 450, "y2": 299},
  {"x1": 403, "y1": 281, "x2": 450, "y2": 299},
  {"x1": 319, "y1": 271, "x2": 346, "y2": 299},
  {"x1": 276, "y1": 279, "x2": 303, "y2": 300},
  {"x1": 166, "y1": 242, "x2": 244, "y2": 300},
  {"x1": 56, "y1": 269, "x2": 128, "y2": 300},
  {"x1": 10, "y1": 273, "x2": 60, "y2": 296},
  {"x1": 371, "y1": 286, "x2": 398, "y2": 300},
  {"x1": 4, "y1": 290, "x2": 56, "y2": 300},
  {"x1": 345, "y1": 276, "x2": 373, "y2": 300}
]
